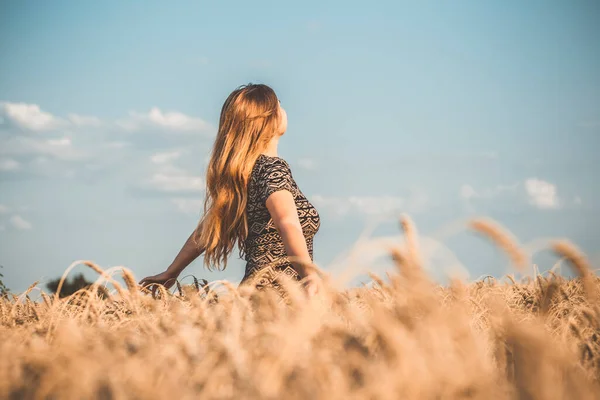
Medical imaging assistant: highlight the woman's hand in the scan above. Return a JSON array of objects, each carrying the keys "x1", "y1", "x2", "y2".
[
  {"x1": 138, "y1": 227, "x2": 203, "y2": 295},
  {"x1": 301, "y1": 272, "x2": 321, "y2": 298},
  {"x1": 139, "y1": 270, "x2": 179, "y2": 293}
]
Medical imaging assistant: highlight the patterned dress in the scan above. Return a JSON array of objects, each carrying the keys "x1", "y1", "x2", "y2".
[{"x1": 240, "y1": 154, "x2": 321, "y2": 298}]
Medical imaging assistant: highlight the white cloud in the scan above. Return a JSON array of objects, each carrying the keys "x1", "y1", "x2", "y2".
[
  {"x1": 1, "y1": 101, "x2": 211, "y2": 136},
  {"x1": 0, "y1": 100, "x2": 215, "y2": 187},
  {"x1": 0, "y1": 102, "x2": 64, "y2": 131},
  {"x1": 574, "y1": 196, "x2": 582, "y2": 206},
  {"x1": 460, "y1": 184, "x2": 477, "y2": 200},
  {"x1": 312, "y1": 191, "x2": 428, "y2": 219},
  {"x1": 461, "y1": 180, "x2": 564, "y2": 211},
  {"x1": 117, "y1": 107, "x2": 211, "y2": 133},
  {"x1": 171, "y1": 198, "x2": 204, "y2": 214},
  {"x1": 142, "y1": 163, "x2": 204, "y2": 193},
  {"x1": 459, "y1": 182, "x2": 520, "y2": 213},
  {"x1": 297, "y1": 158, "x2": 317, "y2": 170},
  {"x1": 328, "y1": 234, "x2": 470, "y2": 286},
  {"x1": 459, "y1": 182, "x2": 519, "y2": 200},
  {"x1": 0, "y1": 158, "x2": 20, "y2": 171},
  {"x1": 47, "y1": 137, "x2": 71, "y2": 146},
  {"x1": 67, "y1": 113, "x2": 102, "y2": 127},
  {"x1": 0, "y1": 204, "x2": 9, "y2": 214},
  {"x1": 151, "y1": 150, "x2": 182, "y2": 164},
  {"x1": 10, "y1": 215, "x2": 32, "y2": 230},
  {"x1": 0, "y1": 136, "x2": 86, "y2": 160},
  {"x1": 312, "y1": 195, "x2": 406, "y2": 217},
  {"x1": 148, "y1": 173, "x2": 204, "y2": 193},
  {"x1": 524, "y1": 178, "x2": 559, "y2": 210},
  {"x1": 348, "y1": 196, "x2": 406, "y2": 215}
]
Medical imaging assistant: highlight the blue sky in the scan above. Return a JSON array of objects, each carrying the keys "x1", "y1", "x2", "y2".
[{"x1": 1, "y1": 0, "x2": 599, "y2": 293}]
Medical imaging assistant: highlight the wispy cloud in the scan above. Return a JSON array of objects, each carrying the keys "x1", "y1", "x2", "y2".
[
  {"x1": 136, "y1": 151, "x2": 206, "y2": 195},
  {"x1": 312, "y1": 192, "x2": 428, "y2": 218},
  {"x1": 10, "y1": 215, "x2": 32, "y2": 230},
  {"x1": 524, "y1": 178, "x2": 560, "y2": 210},
  {"x1": 140, "y1": 160, "x2": 204, "y2": 194},
  {"x1": 0, "y1": 158, "x2": 20, "y2": 171},
  {"x1": 1, "y1": 101, "x2": 214, "y2": 139},
  {"x1": 0, "y1": 102, "x2": 65, "y2": 131},
  {"x1": 312, "y1": 195, "x2": 403, "y2": 216},
  {"x1": 67, "y1": 113, "x2": 102, "y2": 127},
  {"x1": 328, "y1": 234, "x2": 469, "y2": 286},
  {"x1": 171, "y1": 198, "x2": 204, "y2": 215},
  {"x1": 460, "y1": 178, "x2": 566, "y2": 211},
  {"x1": 0, "y1": 204, "x2": 9, "y2": 214},
  {"x1": 459, "y1": 182, "x2": 519, "y2": 200},
  {"x1": 116, "y1": 107, "x2": 211, "y2": 133},
  {"x1": 150, "y1": 150, "x2": 183, "y2": 164},
  {"x1": 146, "y1": 171, "x2": 204, "y2": 193},
  {"x1": 0, "y1": 135, "x2": 87, "y2": 161},
  {"x1": 0, "y1": 101, "x2": 213, "y2": 184}
]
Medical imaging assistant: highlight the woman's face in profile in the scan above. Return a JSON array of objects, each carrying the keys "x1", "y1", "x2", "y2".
[{"x1": 277, "y1": 101, "x2": 287, "y2": 136}]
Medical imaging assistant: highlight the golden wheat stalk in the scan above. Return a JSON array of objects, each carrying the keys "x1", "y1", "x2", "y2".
[
  {"x1": 41, "y1": 292, "x2": 52, "y2": 309},
  {"x1": 551, "y1": 240, "x2": 597, "y2": 304},
  {"x1": 10, "y1": 281, "x2": 40, "y2": 324},
  {"x1": 121, "y1": 269, "x2": 138, "y2": 292},
  {"x1": 399, "y1": 214, "x2": 421, "y2": 267},
  {"x1": 469, "y1": 218, "x2": 529, "y2": 272},
  {"x1": 53, "y1": 260, "x2": 125, "y2": 301}
]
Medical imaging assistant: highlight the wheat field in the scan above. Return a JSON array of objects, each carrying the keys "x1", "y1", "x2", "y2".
[{"x1": 1, "y1": 217, "x2": 599, "y2": 399}]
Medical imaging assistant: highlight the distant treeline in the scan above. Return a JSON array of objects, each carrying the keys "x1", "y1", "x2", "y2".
[{"x1": 45, "y1": 272, "x2": 108, "y2": 298}]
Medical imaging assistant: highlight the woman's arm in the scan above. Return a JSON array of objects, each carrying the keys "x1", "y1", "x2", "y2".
[
  {"x1": 165, "y1": 228, "x2": 205, "y2": 277},
  {"x1": 139, "y1": 226, "x2": 205, "y2": 289},
  {"x1": 266, "y1": 190, "x2": 320, "y2": 295}
]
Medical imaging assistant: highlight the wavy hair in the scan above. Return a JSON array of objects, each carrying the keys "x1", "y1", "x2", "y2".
[{"x1": 193, "y1": 83, "x2": 283, "y2": 271}]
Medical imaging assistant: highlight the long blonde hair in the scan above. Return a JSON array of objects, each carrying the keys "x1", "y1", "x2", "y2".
[{"x1": 193, "y1": 83, "x2": 282, "y2": 271}]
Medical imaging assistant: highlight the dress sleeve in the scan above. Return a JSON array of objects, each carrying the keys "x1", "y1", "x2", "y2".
[{"x1": 258, "y1": 159, "x2": 295, "y2": 206}]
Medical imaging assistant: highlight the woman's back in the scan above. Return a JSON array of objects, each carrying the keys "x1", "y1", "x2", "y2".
[{"x1": 242, "y1": 154, "x2": 321, "y2": 285}]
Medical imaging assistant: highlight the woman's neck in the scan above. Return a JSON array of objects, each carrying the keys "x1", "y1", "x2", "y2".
[{"x1": 261, "y1": 139, "x2": 280, "y2": 157}]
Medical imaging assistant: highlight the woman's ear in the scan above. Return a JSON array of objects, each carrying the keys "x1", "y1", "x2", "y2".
[{"x1": 277, "y1": 104, "x2": 288, "y2": 135}]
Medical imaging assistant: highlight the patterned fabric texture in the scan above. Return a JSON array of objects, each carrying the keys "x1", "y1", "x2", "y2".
[{"x1": 240, "y1": 154, "x2": 321, "y2": 299}]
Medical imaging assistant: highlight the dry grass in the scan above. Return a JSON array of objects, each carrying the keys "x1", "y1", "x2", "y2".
[{"x1": 1, "y1": 216, "x2": 599, "y2": 399}]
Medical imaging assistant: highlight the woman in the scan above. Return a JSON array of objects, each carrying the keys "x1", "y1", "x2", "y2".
[{"x1": 139, "y1": 83, "x2": 322, "y2": 299}]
